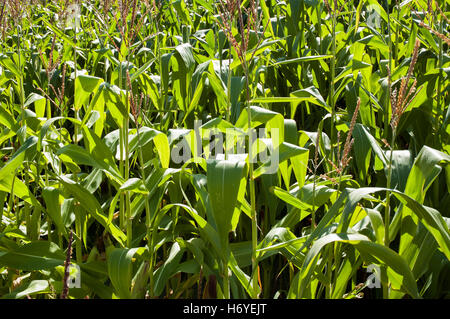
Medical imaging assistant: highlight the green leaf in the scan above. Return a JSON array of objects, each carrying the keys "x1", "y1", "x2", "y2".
[
  {"x1": 107, "y1": 247, "x2": 145, "y2": 299},
  {"x1": 129, "y1": 127, "x2": 170, "y2": 168},
  {"x1": 298, "y1": 233, "x2": 420, "y2": 299},
  {"x1": 103, "y1": 84, "x2": 127, "y2": 128},
  {"x1": 1, "y1": 280, "x2": 50, "y2": 299},
  {"x1": 228, "y1": 251, "x2": 260, "y2": 298},
  {"x1": 0, "y1": 241, "x2": 65, "y2": 271},
  {"x1": 0, "y1": 103, "x2": 16, "y2": 130},
  {"x1": 398, "y1": 146, "x2": 450, "y2": 257},
  {"x1": 24, "y1": 93, "x2": 46, "y2": 118},
  {"x1": 0, "y1": 54, "x2": 21, "y2": 77},
  {"x1": 131, "y1": 58, "x2": 155, "y2": 82},
  {"x1": 253, "y1": 142, "x2": 308, "y2": 178},
  {"x1": 120, "y1": 178, "x2": 147, "y2": 194},
  {"x1": 175, "y1": 43, "x2": 195, "y2": 72},
  {"x1": 393, "y1": 191, "x2": 450, "y2": 261},
  {"x1": 38, "y1": 116, "x2": 81, "y2": 152},
  {"x1": 74, "y1": 75, "x2": 103, "y2": 111},
  {"x1": 57, "y1": 143, "x2": 123, "y2": 184},
  {"x1": 355, "y1": 124, "x2": 388, "y2": 167},
  {"x1": 165, "y1": 203, "x2": 223, "y2": 259},
  {"x1": 251, "y1": 96, "x2": 319, "y2": 104},
  {"x1": 153, "y1": 242, "x2": 185, "y2": 296},
  {"x1": 235, "y1": 105, "x2": 282, "y2": 130},
  {"x1": 42, "y1": 187, "x2": 67, "y2": 236},
  {"x1": 271, "y1": 55, "x2": 333, "y2": 66},
  {"x1": 81, "y1": 125, "x2": 123, "y2": 182},
  {"x1": 0, "y1": 138, "x2": 42, "y2": 209},
  {"x1": 272, "y1": 186, "x2": 310, "y2": 211},
  {"x1": 207, "y1": 159, "x2": 247, "y2": 248},
  {"x1": 291, "y1": 86, "x2": 330, "y2": 113},
  {"x1": 59, "y1": 176, "x2": 127, "y2": 246}
]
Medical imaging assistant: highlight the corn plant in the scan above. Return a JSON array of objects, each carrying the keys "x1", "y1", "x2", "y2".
[{"x1": 0, "y1": 0, "x2": 449, "y2": 299}]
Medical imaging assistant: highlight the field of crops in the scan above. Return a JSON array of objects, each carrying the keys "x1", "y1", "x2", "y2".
[{"x1": 0, "y1": 0, "x2": 449, "y2": 299}]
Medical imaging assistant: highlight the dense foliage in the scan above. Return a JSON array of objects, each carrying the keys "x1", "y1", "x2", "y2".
[{"x1": 0, "y1": 0, "x2": 449, "y2": 299}]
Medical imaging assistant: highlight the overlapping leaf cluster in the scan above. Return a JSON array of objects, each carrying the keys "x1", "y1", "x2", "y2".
[{"x1": 0, "y1": 0, "x2": 449, "y2": 299}]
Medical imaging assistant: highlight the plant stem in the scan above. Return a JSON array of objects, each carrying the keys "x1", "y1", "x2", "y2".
[
  {"x1": 330, "y1": 11, "x2": 337, "y2": 163},
  {"x1": 222, "y1": 257, "x2": 230, "y2": 299},
  {"x1": 382, "y1": 1, "x2": 394, "y2": 297},
  {"x1": 73, "y1": 28, "x2": 83, "y2": 264},
  {"x1": 125, "y1": 117, "x2": 132, "y2": 248},
  {"x1": 226, "y1": 52, "x2": 232, "y2": 123},
  {"x1": 75, "y1": 206, "x2": 83, "y2": 264},
  {"x1": 325, "y1": 246, "x2": 333, "y2": 298},
  {"x1": 435, "y1": 3, "x2": 444, "y2": 135},
  {"x1": 0, "y1": 192, "x2": 5, "y2": 231},
  {"x1": 156, "y1": 19, "x2": 164, "y2": 131},
  {"x1": 243, "y1": 57, "x2": 259, "y2": 298},
  {"x1": 385, "y1": 129, "x2": 396, "y2": 247},
  {"x1": 383, "y1": 128, "x2": 396, "y2": 299},
  {"x1": 124, "y1": 59, "x2": 132, "y2": 247},
  {"x1": 16, "y1": 26, "x2": 25, "y2": 127},
  {"x1": 312, "y1": 174, "x2": 316, "y2": 232},
  {"x1": 383, "y1": 0, "x2": 393, "y2": 140},
  {"x1": 15, "y1": 23, "x2": 32, "y2": 239},
  {"x1": 118, "y1": 61, "x2": 125, "y2": 231},
  {"x1": 394, "y1": 0, "x2": 400, "y2": 65}
]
